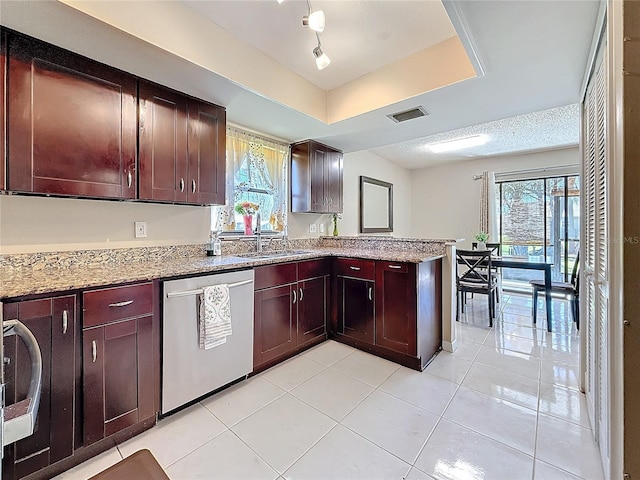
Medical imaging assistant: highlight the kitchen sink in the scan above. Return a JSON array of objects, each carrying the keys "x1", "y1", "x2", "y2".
[{"x1": 235, "y1": 250, "x2": 310, "y2": 259}]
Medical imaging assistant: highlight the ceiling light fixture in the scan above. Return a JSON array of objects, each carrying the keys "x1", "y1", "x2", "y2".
[
  {"x1": 303, "y1": 9, "x2": 325, "y2": 32},
  {"x1": 306, "y1": 1, "x2": 330, "y2": 70},
  {"x1": 313, "y1": 46, "x2": 330, "y2": 70},
  {"x1": 277, "y1": 0, "x2": 285, "y2": 3},
  {"x1": 427, "y1": 134, "x2": 489, "y2": 153}
]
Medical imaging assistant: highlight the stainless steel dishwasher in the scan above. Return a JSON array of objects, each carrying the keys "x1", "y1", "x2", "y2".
[{"x1": 161, "y1": 269, "x2": 254, "y2": 415}]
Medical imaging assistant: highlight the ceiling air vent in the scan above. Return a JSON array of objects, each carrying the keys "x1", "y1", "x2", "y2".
[{"x1": 387, "y1": 106, "x2": 429, "y2": 123}]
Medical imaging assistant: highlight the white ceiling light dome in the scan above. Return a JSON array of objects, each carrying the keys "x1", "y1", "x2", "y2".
[{"x1": 303, "y1": 10, "x2": 325, "y2": 32}]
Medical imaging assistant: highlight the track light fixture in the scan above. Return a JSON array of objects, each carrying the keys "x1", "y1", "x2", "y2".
[
  {"x1": 313, "y1": 33, "x2": 330, "y2": 70},
  {"x1": 302, "y1": 9, "x2": 325, "y2": 32},
  {"x1": 278, "y1": 0, "x2": 330, "y2": 70}
]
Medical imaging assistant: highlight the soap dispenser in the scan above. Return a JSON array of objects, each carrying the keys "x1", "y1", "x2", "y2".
[
  {"x1": 213, "y1": 232, "x2": 222, "y2": 256},
  {"x1": 207, "y1": 231, "x2": 222, "y2": 256}
]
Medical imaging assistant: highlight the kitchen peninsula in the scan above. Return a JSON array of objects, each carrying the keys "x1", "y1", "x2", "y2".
[{"x1": 0, "y1": 236, "x2": 455, "y2": 479}]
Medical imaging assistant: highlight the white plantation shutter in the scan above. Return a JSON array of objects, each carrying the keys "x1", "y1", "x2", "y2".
[{"x1": 582, "y1": 38, "x2": 609, "y2": 472}]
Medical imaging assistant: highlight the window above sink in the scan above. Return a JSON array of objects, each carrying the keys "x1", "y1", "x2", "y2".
[{"x1": 212, "y1": 127, "x2": 289, "y2": 236}]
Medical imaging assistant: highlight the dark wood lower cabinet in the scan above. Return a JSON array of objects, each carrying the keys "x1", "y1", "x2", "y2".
[
  {"x1": 253, "y1": 260, "x2": 329, "y2": 371},
  {"x1": 297, "y1": 276, "x2": 328, "y2": 346},
  {"x1": 333, "y1": 258, "x2": 442, "y2": 371},
  {"x1": 253, "y1": 284, "x2": 296, "y2": 367},
  {"x1": 82, "y1": 283, "x2": 157, "y2": 446},
  {"x1": 336, "y1": 277, "x2": 375, "y2": 344},
  {"x1": 2, "y1": 295, "x2": 79, "y2": 480},
  {"x1": 375, "y1": 262, "x2": 417, "y2": 355}
]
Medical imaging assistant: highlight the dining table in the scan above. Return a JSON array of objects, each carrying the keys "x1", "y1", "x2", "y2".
[{"x1": 491, "y1": 256, "x2": 554, "y2": 331}]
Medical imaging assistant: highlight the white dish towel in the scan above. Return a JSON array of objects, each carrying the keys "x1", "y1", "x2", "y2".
[{"x1": 199, "y1": 284, "x2": 232, "y2": 349}]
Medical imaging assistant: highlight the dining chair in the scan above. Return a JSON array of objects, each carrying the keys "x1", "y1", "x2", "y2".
[
  {"x1": 471, "y1": 242, "x2": 502, "y2": 303},
  {"x1": 456, "y1": 249, "x2": 499, "y2": 326},
  {"x1": 530, "y1": 252, "x2": 580, "y2": 328}
]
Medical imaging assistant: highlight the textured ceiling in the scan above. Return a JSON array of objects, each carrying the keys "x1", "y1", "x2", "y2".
[{"x1": 371, "y1": 104, "x2": 581, "y2": 169}]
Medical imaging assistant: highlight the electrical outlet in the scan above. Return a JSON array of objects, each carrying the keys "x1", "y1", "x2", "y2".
[
  {"x1": 135, "y1": 221, "x2": 147, "y2": 238},
  {"x1": 319, "y1": 223, "x2": 325, "y2": 233},
  {"x1": 309, "y1": 223, "x2": 317, "y2": 233}
]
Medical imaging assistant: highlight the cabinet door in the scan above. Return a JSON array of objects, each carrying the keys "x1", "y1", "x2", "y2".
[
  {"x1": 375, "y1": 262, "x2": 417, "y2": 355},
  {"x1": 297, "y1": 276, "x2": 328, "y2": 346},
  {"x1": 139, "y1": 81, "x2": 188, "y2": 202},
  {"x1": 2, "y1": 295, "x2": 77, "y2": 480},
  {"x1": 83, "y1": 316, "x2": 154, "y2": 445},
  {"x1": 7, "y1": 34, "x2": 137, "y2": 199},
  {"x1": 325, "y1": 148, "x2": 343, "y2": 213},
  {"x1": 187, "y1": 100, "x2": 226, "y2": 205},
  {"x1": 310, "y1": 146, "x2": 327, "y2": 212},
  {"x1": 337, "y1": 276, "x2": 375, "y2": 344},
  {"x1": 253, "y1": 285, "x2": 296, "y2": 367}
]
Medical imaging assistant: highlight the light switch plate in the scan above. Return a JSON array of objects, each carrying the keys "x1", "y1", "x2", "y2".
[
  {"x1": 319, "y1": 223, "x2": 326, "y2": 233},
  {"x1": 309, "y1": 223, "x2": 317, "y2": 233},
  {"x1": 135, "y1": 221, "x2": 147, "y2": 238}
]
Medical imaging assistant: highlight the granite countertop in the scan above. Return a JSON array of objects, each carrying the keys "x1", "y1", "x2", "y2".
[{"x1": 1, "y1": 247, "x2": 444, "y2": 300}]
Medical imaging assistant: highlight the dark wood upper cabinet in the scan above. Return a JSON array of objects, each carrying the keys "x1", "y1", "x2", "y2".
[
  {"x1": 187, "y1": 99, "x2": 226, "y2": 205},
  {"x1": 291, "y1": 140, "x2": 343, "y2": 213},
  {"x1": 7, "y1": 33, "x2": 137, "y2": 199},
  {"x1": 3, "y1": 29, "x2": 226, "y2": 205},
  {"x1": 139, "y1": 81, "x2": 189, "y2": 203},
  {"x1": 139, "y1": 81, "x2": 225, "y2": 205},
  {"x1": 2, "y1": 295, "x2": 79, "y2": 480}
]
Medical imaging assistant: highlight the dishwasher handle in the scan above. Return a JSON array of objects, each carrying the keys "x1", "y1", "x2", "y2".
[{"x1": 2, "y1": 319, "x2": 43, "y2": 446}]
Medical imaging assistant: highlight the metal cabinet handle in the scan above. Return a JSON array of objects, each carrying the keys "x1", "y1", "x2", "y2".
[
  {"x1": 127, "y1": 171, "x2": 132, "y2": 188},
  {"x1": 299, "y1": 288, "x2": 303, "y2": 301},
  {"x1": 180, "y1": 178, "x2": 185, "y2": 192},
  {"x1": 108, "y1": 300, "x2": 134, "y2": 308},
  {"x1": 368, "y1": 287, "x2": 373, "y2": 301},
  {"x1": 292, "y1": 289, "x2": 297, "y2": 304},
  {"x1": 349, "y1": 266, "x2": 361, "y2": 271},
  {"x1": 389, "y1": 265, "x2": 402, "y2": 269},
  {"x1": 192, "y1": 179, "x2": 196, "y2": 193},
  {"x1": 92, "y1": 340, "x2": 97, "y2": 363},
  {"x1": 62, "y1": 310, "x2": 68, "y2": 335}
]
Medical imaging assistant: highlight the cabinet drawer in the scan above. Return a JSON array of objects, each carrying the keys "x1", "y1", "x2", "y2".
[
  {"x1": 298, "y1": 258, "x2": 329, "y2": 281},
  {"x1": 83, "y1": 283, "x2": 153, "y2": 328},
  {"x1": 254, "y1": 262, "x2": 297, "y2": 290},
  {"x1": 377, "y1": 261, "x2": 408, "y2": 273},
  {"x1": 335, "y1": 258, "x2": 375, "y2": 280}
]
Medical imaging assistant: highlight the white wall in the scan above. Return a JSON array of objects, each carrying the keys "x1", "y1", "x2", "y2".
[
  {"x1": 287, "y1": 150, "x2": 413, "y2": 238},
  {"x1": 0, "y1": 150, "x2": 411, "y2": 254},
  {"x1": 0, "y1": 195, "x2": 211, "y2": 254},
  {"x1": 0, "y1": 148, "x2": 576, "y2": 254},
  {"x1": 410, "y1": 147, "x2": 580, "y2": 247}
]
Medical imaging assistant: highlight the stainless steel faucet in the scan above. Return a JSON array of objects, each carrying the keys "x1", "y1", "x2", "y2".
[
  {"x1": 283, "y1": 224, "x2": 289, "y2": 251},
  {"x1": 255, "y1": 212, "x2": 262, "y2": 252}
]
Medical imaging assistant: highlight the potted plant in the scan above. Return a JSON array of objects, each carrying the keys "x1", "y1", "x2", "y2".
[
  {"x1": 474, "y1": 231, "x2": 489, "y2": 250},
  {"x1": 235, "y1": 202, "x2": 260, "y2": 235}
]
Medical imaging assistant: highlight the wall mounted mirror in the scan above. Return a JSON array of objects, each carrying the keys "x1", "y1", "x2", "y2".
[{"x1": 360, "y1": 176, "x2": 393, "y2": 233}]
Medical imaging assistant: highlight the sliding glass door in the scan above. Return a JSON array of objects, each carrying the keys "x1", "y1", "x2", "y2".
[{"x1": 497, "y1": 175, "x2": 580, "y2": 287}]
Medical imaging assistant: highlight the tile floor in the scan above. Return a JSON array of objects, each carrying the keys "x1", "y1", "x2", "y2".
[{"x1": 55, "y1": 293, "x2": 604, "y2": 480}]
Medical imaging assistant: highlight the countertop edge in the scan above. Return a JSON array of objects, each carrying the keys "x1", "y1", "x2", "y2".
[{"x1": 1, "y1": 250, "x2": 445, "y2": 300}]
